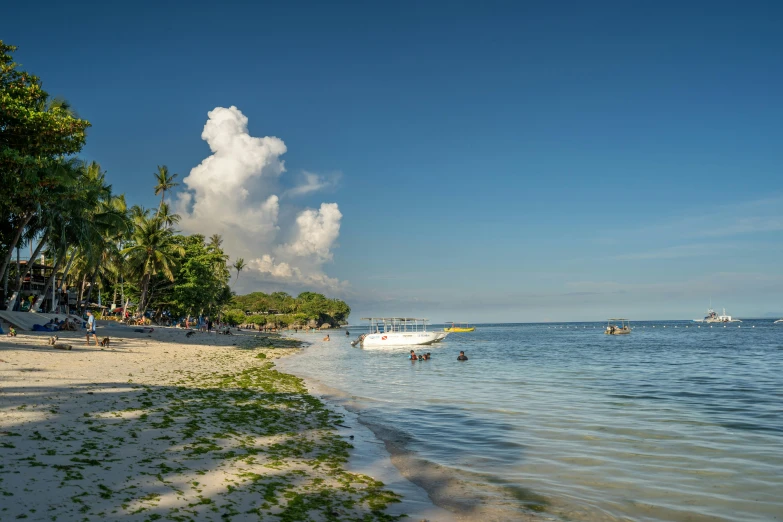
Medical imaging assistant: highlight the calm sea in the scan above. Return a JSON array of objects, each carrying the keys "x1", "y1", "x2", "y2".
[{"x1": 278, "y1": 321, "x2": 783, "y2": 521}]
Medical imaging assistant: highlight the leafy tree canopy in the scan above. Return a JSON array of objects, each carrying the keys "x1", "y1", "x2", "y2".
[
  {"x1": 1, "y1": 40, "x2": 90, "y2": 176},
  {"x1": 230, "y1": 291, "x2": 351, "y2": 325}
]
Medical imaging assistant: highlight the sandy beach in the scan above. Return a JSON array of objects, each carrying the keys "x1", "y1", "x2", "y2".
[{"x1": 0, "y1": 321, "x2": 452, "y2": 521}]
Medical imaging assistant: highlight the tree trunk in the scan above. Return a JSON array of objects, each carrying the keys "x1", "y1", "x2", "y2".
[
  {"x1": 84, "y1": 265, "x2": 100, "y2": 310},
  {"x1": 59, "y1": 250, "x2": 77, "y2": 292},
  {"x1": 11, "y1": 231, "x2": 50, "y2": 310},
  {"x1": 34, "y1": 257, "x2": 62, "y2": 313},
  {"x1": 138, "y1": 273, "x2": 150, "y2": 317},
  {"x1": 46, "y1": 249, "x2": 78, "y2": 313},
  {"x1": 77, "y1": 272, "x2": 88, "y2": 314},
  {"x1": 13, "y1": 247, "x2": 21, "y2": 310},
  {"x1": 2, "y1": 264, "x2": 8, "y2": 305},
  {"x1": 0, "y1": 212, "x2": 34, "y2": 288}
]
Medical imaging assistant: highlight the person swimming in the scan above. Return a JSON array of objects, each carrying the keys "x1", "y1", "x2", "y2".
[
  {"x1": 457, "y1": 351, "x2": 468, "y2": 361},
  {"x1": 409, "y1": 350, "x2": 416, "y2": 360}
]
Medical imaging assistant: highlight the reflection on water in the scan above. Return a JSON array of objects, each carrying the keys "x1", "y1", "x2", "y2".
[{"x1": 278, "y1": 321, "x2": 783, "y2": 521}]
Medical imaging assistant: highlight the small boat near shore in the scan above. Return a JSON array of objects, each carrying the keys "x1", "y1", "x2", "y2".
[
  {"x1": 444, "y1": 322, "x2": 475, "y2": 332},
  {"x1": 353, "y1": 317, "x2": 447, "y2": 348},
  {"x1": 605, "y1": 318, "x2": 631, "y2": 335}
]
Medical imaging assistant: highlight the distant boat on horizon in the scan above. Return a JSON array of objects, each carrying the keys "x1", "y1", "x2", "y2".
[
  {"x1": 605, "y1": 318, "x2": 631, "y2": 335},
  {"x1": 693, "y1": 306, "x2": 741, "y2": 323},
  {"x1": 775, "y1": 318, "x2": 783, "y2": 324}
]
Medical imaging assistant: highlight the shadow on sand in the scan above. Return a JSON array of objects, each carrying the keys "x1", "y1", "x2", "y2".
[{"x1": 0, "y1": 362, "x2": 402, "y2": 521}]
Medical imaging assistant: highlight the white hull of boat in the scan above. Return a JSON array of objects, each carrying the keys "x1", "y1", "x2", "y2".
[
  {"x1": 361, "y1": 331, "x2": 444, "y2": 348},
  {"x1": 775, "y1": 319, "x2": 783, "y2": 324}
]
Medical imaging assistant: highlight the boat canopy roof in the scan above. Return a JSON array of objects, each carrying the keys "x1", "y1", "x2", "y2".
[
  {"x1": 607, "y1": 318, "x2": 630, "y2": 321},
  {"x1": 361, "y1": 317, "x2": 428, "y2": 322}
]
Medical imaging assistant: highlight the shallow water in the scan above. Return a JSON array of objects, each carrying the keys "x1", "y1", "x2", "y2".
[{"x1": 279, "y1": 321, "x2": 783, "y2": 521}]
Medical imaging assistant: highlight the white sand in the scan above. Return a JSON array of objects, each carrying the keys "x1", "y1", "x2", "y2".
[{"x1": 0, "y1": 322, "x2": 452, "y2": 521}]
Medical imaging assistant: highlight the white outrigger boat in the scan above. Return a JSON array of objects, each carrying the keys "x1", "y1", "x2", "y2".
[{"x1": 352, "y1": 317, "x2": 448, "y2": 348}]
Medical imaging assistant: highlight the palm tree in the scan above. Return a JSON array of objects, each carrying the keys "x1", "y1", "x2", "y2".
[
  {"x1": 0, "y1": 157, "x2": 81, "y2": 294},
  {"x1": 232, "y1": 258, "x2": 246, "y2": 282},
  {"x1": 156, "y1": 202, "x2": 181, "y2": 230},
  {"x1": 129, "y1": 205, "x2": 151, "y2": 225},
  {"x1": 208, "y1": 234, "x2": 223, "y2": 249},
  {"x1": 36, "y1": 162, "x2": 127, "y2": 313},
  {"x1": 153, "y1": 165, "x2": 179, "y2": 212},
  {"x1": 122, "y1": 215, "x2": 184, "y2": 316},
  {"x1": 0, "y1": 98, "x2": 83, "y2": 289},
  {"x1": 82, "y1": 189, "x2": 131, "y2": 310}
]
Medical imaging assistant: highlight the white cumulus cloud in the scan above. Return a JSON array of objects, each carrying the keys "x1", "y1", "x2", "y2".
[
  {"x1": 177, "y1": 106, "x2": 346, "y2": 293},
  {"x1": 279, "y1": 203, "x2": 342, "y2": 262}
]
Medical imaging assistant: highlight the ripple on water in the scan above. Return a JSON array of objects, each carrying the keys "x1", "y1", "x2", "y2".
[{"x1": 282, "y1": 321, "x2": 783, "y2": 522}]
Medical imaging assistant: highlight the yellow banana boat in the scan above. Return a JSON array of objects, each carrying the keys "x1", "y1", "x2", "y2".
[{"x1": 444, "y1": 322, "x2": 475, "y2": 332}]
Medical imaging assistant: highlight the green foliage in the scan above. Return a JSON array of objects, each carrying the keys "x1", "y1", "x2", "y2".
[
  {"x1": 1, "y1": 41, "x2": 92, "y2": 282},
  {"x1": 229, "y1": 292, "x2": 350, "y2": 326},
  {"x1": 166, "y1": 234, "x2": 232, "y2": 318},
  {"x1": 0, "y1": 42, "x2": 90, "y2": 237},
  {"x1": 121, "y1": 214, "x2": 184, "y2": 314},
  {"x1": 222, "y1": 309, "x2": 246, "y2": 326},
  {"x1": 0, "y1": 41, "x2": 91, "y2": 173}
]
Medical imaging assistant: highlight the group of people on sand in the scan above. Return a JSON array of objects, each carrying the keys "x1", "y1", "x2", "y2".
[
  {"x1": 409, "y1": 350, "x2": 469, "y2": 361},
  {"x1": 44, "y1": 316, "x2": 78, "y2": 332},
  {"x1": 182, "y1": 315, "x2": 233, "y2": 334}
]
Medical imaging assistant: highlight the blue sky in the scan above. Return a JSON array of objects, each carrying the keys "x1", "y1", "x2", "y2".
[{"x1": 4, "y1": 1, "x2": 782, "y2": 321}]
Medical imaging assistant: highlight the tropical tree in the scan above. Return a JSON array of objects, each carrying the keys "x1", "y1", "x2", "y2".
[
  {"x1": 169, "y1": 235, "x2": 231, "y2": 318},
  {"x1": 232, "y1": 257, "x2": 246, "y2": 282},
  {"x1": 153, "y1": 165, "x2": 179, "y2": 212},
  {"x1": 0, "y1": 41, "x2": 90, "y2": 286},
  {"x1": 208, "y1": 234, "x2": 223, "y2": 249},
  {"x1": 157, "y1": 202, "x2": 181, "y2": 229},
  {"x1": 227, "y1": 291, "x2": 350, "y2": 325},
  {"x1": 122, "y1": 215, "x2": 184, "y2": 316}
]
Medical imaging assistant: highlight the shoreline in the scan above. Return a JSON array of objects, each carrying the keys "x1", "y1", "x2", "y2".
[
  {"x1": 292, "y1": 376, "x2": 456, "y2": 522},
  {"x1": 277, "y1": 337, "x2": 541, "y2": 522},
  {"x1": 0, "y1": 322, "x2": 410, "y2": 520}
]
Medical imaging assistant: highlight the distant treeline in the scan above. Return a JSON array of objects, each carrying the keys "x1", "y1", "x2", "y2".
[{"x1": 222, "y1": 291, "x2": 350, "y2": 327}]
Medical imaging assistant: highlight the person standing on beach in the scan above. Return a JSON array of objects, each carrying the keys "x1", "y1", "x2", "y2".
[{"x1": 85, "y1": 311, "x2": 98, "y2": 346}]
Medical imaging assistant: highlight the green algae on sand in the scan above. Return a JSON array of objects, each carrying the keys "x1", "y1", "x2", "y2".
[{"x1": 0, "y1": 334, "x2": 404, "y2": 521}]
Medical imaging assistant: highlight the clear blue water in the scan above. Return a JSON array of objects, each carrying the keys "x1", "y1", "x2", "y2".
[{"x1": 279, "y1": 321, "x2": 783, "y2": 521}]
